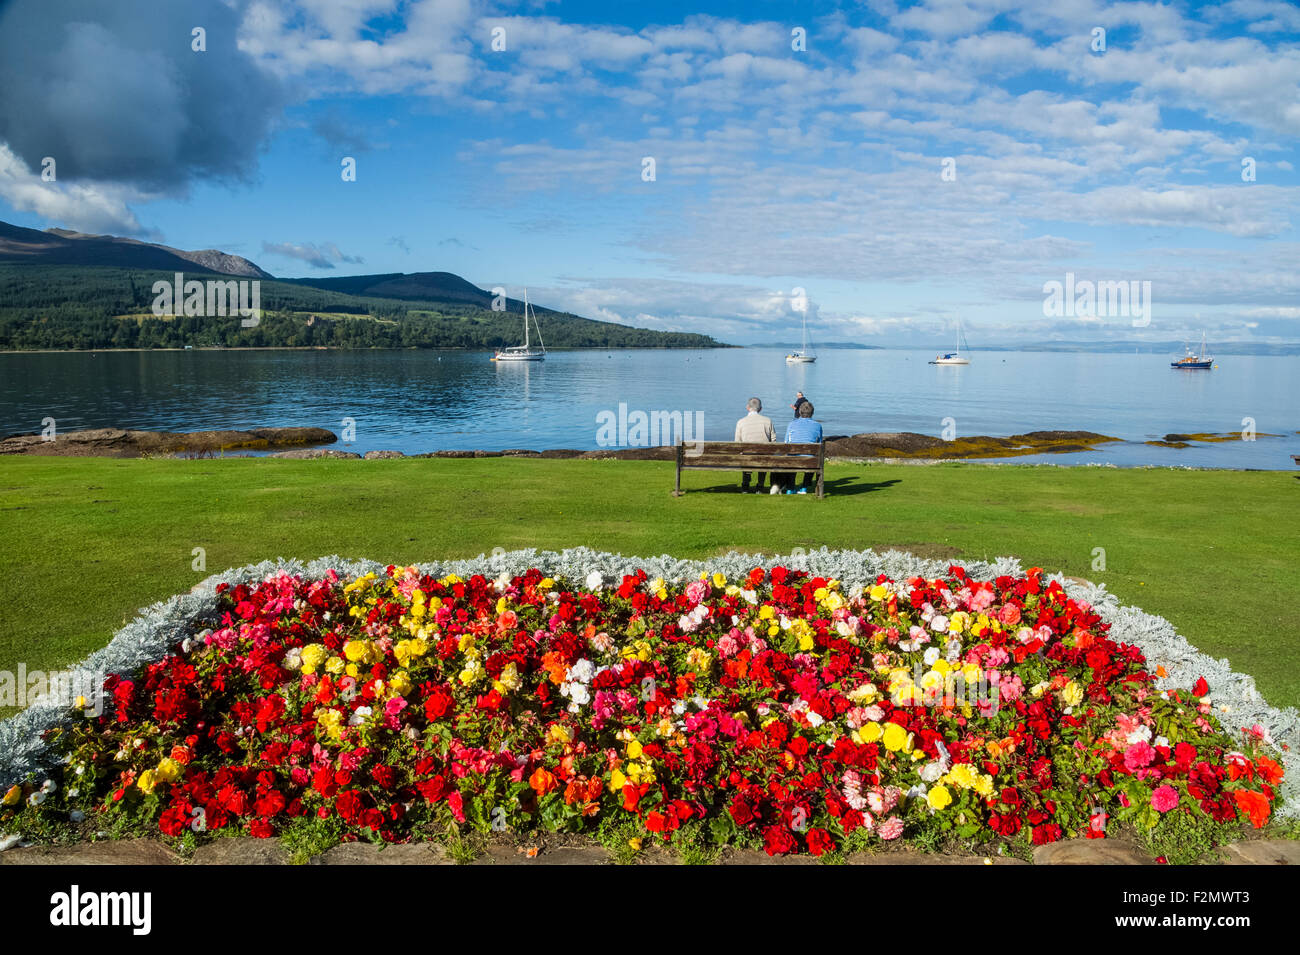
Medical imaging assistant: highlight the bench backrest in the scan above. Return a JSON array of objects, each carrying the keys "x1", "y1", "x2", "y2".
[{"x1": 678, "y1": 440, "x2": 824, "y2": 468}]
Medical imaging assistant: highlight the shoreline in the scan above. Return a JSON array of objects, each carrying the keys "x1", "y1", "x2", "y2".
[
  {"x1": 2, "y1": 427, "x2": 1290, "y2": 468},
  {"x1": 2, "y1": 426, "x2": 1119, "y2": 460}
]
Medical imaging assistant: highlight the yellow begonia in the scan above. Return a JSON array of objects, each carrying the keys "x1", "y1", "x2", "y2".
[
  {"x1": 300, "y1": 644, "x2": 328, "y2": 673},
  {"x1": 343, "y1": 573, "x2": 376, "y2": 593},
  {"x1": 343, "y1": 640, "x2": 369, "y2": 663},
  {"x1": 389, "y1": 672, "x2": 413, "y2": 697},
  {"x1": 155, "y1": 758, "x2": 181, "y2": 784},
  {"x1": 759, "y1": 605, "x2": 775, "y2": 620},
  {"x1": 609, "y1": 768, "x2": 627, "y2": 792},
  {"x1": 861, "y1": 722, "x2": 885, "y2": 743},
  {"x1": 394, "y1": 637, "x2": 429, "y2": 669},
  {"x1": 627, "y1": 740, "x2": 643, "y2": 759},
  {"x1": 882, "y1": 722, "x2": 909, "y2": 752},
  {"x1": 324, "y1": 656, "x2": 345, "y2": 675},
  {"x1": 869, "y1": 584, "x2": 889, "y2": 601},
  {"x1": 315, "y1": 708, "x2": 343, "y2": 742},
  {"x1": 492, "y1": 663, "x2": 521, "y2": 695},
  {"x1": 137, "y1": 770, "x2": 157, "y2": 794},
  {"x1": 1061, "y1": 681, "x2": 1084, "y2": 706},
  {"x1": 2, "y1": 785, "x2": 20, "y2": 806},
  {"x1": 927, "y1": 784, "x2": 953, "y2": 810},
  {"x1": 712, "y1": 572, "x2": 727, "y2": 588}
]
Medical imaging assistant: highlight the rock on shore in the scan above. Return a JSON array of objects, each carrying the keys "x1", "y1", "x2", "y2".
[{"x1": 0, "y1": 427, "x2": 336, "y2": 457}]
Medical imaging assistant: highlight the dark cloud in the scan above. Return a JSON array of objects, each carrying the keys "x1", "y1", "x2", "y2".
[
  {"x1": 312, "y1": 113, "x2": 371, "y2": 155},
  {"x1": 0, "y1": 0, "x2": 285, "y2": 191},
  {"x1": 262, "y1": 240, "x2": 364, "y2": 270}
]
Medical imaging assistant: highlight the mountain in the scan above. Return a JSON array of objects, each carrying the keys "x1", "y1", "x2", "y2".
[
  {"x1": 0, "y1": 219, "x2": 726, "y2": 350},
  {"x1": 282, "y1": 271, "x2": 492, "y2": 305},
  {"x1": 0, "y1": 220, "x2": 271, "y2": 278}
]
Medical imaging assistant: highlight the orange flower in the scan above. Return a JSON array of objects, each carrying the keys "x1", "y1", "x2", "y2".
[
  {"x1": 1232, "y1": 789, "x2": 1270, "y2": 829},
  {"x1": 540, "y1": 652, "x2": 569, "y2": 685},
  {"x1": 170, "y1": 745, "x2": 192, "y2": 765},
  {"x1": 1155, "y1": 665, "x2": 1168, "y2": 678},
  {"x1": 529, "y1": 767, "x2": 557, "y2": 796},
  {"x1": 622, "y1": 783, "x2": 640, "y2": 812},
  {"x1": 1257, "y1": 755, "x2": 1284, "y2": 787}
]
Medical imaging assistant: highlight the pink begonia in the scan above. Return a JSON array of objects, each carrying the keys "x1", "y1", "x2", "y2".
[
  {"x1": 1124, "y1": 741, "x2": 1156, "y2": 771},
  {"x1": 1151, "y1": 785, "x2": 1180, "y2": 812},
  {"x1": 685, "y1": 580, "x2": 709, "y2": 605},
  {"x1": 877, "y1": 817, "x2": 904, "y2": 840}
]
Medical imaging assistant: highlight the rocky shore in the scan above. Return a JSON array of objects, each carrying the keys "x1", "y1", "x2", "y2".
[
  {"x1": 0, "y1": 427, "x2": 1122, "y2": 460},
  {"x1": 0, "y1": 427, "x2": 337, "y2": 457}
]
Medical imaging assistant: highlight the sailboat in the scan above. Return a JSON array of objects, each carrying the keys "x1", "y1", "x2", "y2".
[
  {"x1": 785, "y1": 311, "x2": 816, "y2": 363},
  {"x1": 1171, "y1": 332, "x2": 1213, "y2": 369},
  {"x1": 929, "y1": 317, "x2": 971, "y2": 365},
  {"x1": 491, "y1": 288, "x2": 546, "y2": 362}
]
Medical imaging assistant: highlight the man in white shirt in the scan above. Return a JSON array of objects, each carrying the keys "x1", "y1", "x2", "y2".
[{"x1": 734, "y1": 397, "x2": 775, "y2": 492}]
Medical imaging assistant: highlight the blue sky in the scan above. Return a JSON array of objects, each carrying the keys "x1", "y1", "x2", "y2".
[{"x1": 0, "y1": 0, "x2": 1297, "y2": 346}]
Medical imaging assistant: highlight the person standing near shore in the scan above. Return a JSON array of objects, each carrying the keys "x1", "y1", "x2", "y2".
[
  {"x1": 734, "y1": 397, "x2": 775, "y2": 493},
  {"x1": 790, "y1": 391, "x2": 810, "y2": 418}
]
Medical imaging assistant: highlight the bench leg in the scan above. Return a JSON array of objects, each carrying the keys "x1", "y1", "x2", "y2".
[{"x1": 816, "y1": 469, "x2": 824, "y2": 498}]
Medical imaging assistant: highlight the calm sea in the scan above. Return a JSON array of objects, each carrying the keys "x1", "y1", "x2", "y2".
[{"x1": 1, "y1": 349, "x2": 1296, "y2": 468}]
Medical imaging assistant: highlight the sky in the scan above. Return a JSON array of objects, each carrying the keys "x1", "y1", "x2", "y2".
[{"x1": 0, "y1": 0, "x2": 1297, "y2": 347}]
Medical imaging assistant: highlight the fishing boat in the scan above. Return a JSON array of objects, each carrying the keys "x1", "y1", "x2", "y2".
[
  {"x1": 492, "y1": 288, "x2": 546, "y2": 362},
  {"x1": 1171, "y1": 332, "x2": 1213, "y2": 369},
  {"x1": 785, "y1": 311, "x2": 816, "y2": 363},
  {"x1": 929, "y1": 317, "x2": 971, "y2": 365}
]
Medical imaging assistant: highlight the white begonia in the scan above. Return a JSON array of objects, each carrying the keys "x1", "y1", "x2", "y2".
[
  {"x1": 924, "y1": 647, "x2": 941, "y2": 666},
  {"x1": 585, "y1": 570, "x2": 603, "y2": 591}
]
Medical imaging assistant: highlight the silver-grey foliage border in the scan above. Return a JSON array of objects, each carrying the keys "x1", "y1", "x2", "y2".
[{"x1": 2, "y1": 547, "x2": 1296, "y2": 816}]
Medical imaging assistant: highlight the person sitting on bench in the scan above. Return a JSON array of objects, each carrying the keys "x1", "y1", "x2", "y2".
[
  {"x1": 773, "y1": 400, "x2": 822, "y2": 494},
  {"x1": 733, "y1": 397, "x2": 775, "y2": 493}
]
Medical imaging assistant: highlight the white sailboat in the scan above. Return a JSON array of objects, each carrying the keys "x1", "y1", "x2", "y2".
[
  {"x1": 785, "y1": 311, "x2": 816, "y2": 363},
  {"x1": 492, "y1": 288, "x2": 546, "y2": 361},
  {"x1": 929, "y1": 317, "x2": 971, "y2": 365}
]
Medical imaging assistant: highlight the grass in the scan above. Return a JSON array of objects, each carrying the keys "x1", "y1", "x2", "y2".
[{"x1": 0, "y1": 457, "x2": 1297, "y2": 715}]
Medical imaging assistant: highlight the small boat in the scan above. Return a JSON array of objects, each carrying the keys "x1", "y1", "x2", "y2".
[
  {"x1": 785, "y1": 311, "x2": 816, "y2": 363},
  {"x1": 930, "y1": 317, "x2": 971, "y2": 365},
  {"x1": 492, "y1": 288, "x2": 546, "y2": 362},
  {"x1": 1171, "y1": 332, "x2": 1213, "y2": 369}
]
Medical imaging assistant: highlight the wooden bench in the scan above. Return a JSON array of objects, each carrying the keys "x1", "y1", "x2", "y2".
[{"x1": 673, "y1": 441, "x2": 825, "y2": 497}]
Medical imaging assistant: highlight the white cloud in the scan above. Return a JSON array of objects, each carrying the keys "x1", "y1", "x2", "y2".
[{"x1": 0, "y1": 144, "x2": 146, "y2": 234}]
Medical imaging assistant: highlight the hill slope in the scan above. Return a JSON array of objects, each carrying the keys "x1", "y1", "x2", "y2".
[
  {"x1": 0, "y1": 264, "x2": 724, "y2": 350},
  {"x1": 0, "y1": 221, "x2": 270, "y2": 278}
]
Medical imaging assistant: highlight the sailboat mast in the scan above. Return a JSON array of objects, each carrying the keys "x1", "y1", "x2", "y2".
[
  {"x1": 801, "y1": 313, "x2": 808, "y2": 352},
  {"x1": 523, "y1": 289, "x2": 530, "y2": 348}
]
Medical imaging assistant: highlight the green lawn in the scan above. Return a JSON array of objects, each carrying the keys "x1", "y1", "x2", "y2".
[{"x1": 1, "y1": 457, "x2": 1297, "y2": 712}]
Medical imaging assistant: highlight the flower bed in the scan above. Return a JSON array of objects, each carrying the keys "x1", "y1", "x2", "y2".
[{"x1": 0, "y1": 556, "x2": 1288, "y2": 859}]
